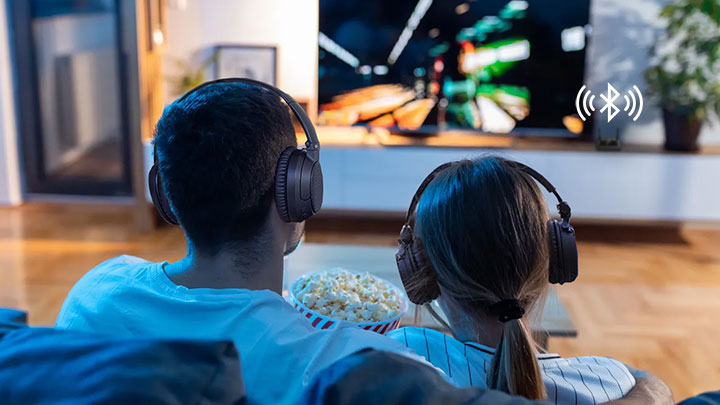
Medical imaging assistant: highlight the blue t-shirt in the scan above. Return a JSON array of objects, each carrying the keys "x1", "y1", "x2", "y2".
[{"x1": 56, "y1": 255, "x2": 420, "y2": 404}]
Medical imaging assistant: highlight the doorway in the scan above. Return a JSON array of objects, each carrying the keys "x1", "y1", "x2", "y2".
[{"x1": 9, "y1": 0, "x2": 132, "y2": 196}]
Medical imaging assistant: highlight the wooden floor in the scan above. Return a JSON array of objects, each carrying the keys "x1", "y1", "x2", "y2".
[{"x1": 2, "y1": 203, "x2": 719, "y2": 400}]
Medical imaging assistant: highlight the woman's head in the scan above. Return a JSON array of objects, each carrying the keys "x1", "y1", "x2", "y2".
[{"x1": 414, "y1": 156, "x2": 550, "y2": 399}]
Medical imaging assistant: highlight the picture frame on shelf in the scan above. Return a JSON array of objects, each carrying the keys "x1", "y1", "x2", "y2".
[{"x1": 213, "y1": 44, "x2": 277, "y2": 85}]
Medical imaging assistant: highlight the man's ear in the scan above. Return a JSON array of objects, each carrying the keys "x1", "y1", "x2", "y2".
[
  {"x1": 267, "y1": 200, "x2": 304, "y2": 253},
  {"x1": 267, "y1": 200, "x2": 291, "y2": 235},
  {"x1": 283, "y1": 221, "x2": 305, "y2": 257},
  {"x1": 267, "y1": 199, "x2": 283, "y2": 226}
]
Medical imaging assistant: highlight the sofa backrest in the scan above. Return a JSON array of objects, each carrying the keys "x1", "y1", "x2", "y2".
[{"x1": 0, "y1": 324, "x2": 245, "y2": 404}]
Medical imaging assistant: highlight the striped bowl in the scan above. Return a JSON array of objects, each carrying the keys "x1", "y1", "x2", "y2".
[{"x1": 288, "y1": 270, "x2": 409, "y2": 335}]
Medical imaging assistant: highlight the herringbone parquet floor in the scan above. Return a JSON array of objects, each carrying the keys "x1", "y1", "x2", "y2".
[
  {"x1": 1, "y1": 203, "x2": 718, "y2": 400},
  {"x1": 549, "y1": 231, "x2": 720, "y2": 401}
]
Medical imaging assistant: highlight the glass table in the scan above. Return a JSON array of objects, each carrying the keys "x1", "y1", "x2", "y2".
[{"x1": 284, "y1": 243, "x2": 576, "y2": 347}]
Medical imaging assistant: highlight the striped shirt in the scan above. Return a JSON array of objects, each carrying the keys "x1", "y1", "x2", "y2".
[{"x1": 387, "y1": 327, "x2": 635, "y2": 405}]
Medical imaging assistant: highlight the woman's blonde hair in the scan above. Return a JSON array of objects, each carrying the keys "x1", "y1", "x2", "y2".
[{"x1": 414, "y1": 156, "x2": 550, "y2": 400}]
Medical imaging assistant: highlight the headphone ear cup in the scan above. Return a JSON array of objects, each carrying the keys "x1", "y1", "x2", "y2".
[
  {"x1": 275, "y1": 147, "x2": 295, "y2": 223},
  {"x1": 547, "y1": 220, "x2": 578, "y2": 284},
  {"x1": 275, "y1": 147, "x2": 324, "y2": 223},
  {"x1": 148, "y1": 164, "x2": 179, "y2": 225},
  {"x1": 396, "y1": 227, "x2": 441, "y2": 305},
  {"x1": 310, "y1": 162, "x2": 324, "y2": 214}
]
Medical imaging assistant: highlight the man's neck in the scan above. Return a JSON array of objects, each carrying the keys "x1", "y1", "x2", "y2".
[{"x1": 163, "y1": 241, "x2": 285, "y2": 294}]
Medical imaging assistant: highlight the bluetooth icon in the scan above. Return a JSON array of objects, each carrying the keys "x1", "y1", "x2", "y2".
[
  {"x1": 575, "y1": 83, "x2": 644, "y2": 123},
  {"x1": 599, "y1": 83, "x2": 620, "y2": 123}
]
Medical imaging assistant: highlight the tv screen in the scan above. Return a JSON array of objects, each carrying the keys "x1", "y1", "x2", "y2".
[{"x1": 318, "y1": 0, "x2": 591, "y2": 136}]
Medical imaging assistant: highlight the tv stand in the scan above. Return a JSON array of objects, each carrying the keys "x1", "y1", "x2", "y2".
[
  {"x1": 142, "y1": 126, "x2": 720, "y2": 223},
  {"x1": 315, "y1": 127, "x2": 720, "y2": 223}
]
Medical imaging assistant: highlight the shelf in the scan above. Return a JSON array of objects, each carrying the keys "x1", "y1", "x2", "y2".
[
  {"x1": 145, "y1": 127, "x2": 720, "y2": 222},
  {"x1": 305, "y1": 126, "x2": 720, "y2": 156}
]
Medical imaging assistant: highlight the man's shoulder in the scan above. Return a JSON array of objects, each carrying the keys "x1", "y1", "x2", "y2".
[
  {"x1": 95, "y1": 254, "x2": 152, "y2": 270},
  {"x1": 65, "y1": 255, "x2": 155, "y2": 304},
  {"x1": 56, "y1": 255, "x2": 156, "y2": 329},
  {"x1": 82, "y1": 255, "x2": 154, "y2": 281}
]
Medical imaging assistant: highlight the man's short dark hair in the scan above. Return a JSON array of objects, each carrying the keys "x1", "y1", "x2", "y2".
[{"x1": 154, "y1": 82, "x2": 296, "y2": 251}]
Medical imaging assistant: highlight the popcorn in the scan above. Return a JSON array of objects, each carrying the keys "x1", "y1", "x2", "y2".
[{"x1": 293, "y1": 269, "x2": 403, "y2": 323}]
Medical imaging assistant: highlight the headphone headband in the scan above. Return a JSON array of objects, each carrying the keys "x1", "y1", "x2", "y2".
[
  {"x1": 173, "y1": 77, "x2": 320, "y2": 160},
  {"x1": 403, "y1": 162, "x2": 457, "y2": 224},
  {"x1": 403, "y1": 159, "x2": 571, "y2": 227}
]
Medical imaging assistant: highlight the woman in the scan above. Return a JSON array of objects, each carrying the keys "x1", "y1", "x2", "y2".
[{"x1": 387, "y1": 156, "x2": 635, "y2": 404}]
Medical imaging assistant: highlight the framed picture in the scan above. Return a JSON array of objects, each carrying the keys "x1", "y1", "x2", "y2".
[{"x1": 213, "y1": 45, "x2": 277, "y2": 85}]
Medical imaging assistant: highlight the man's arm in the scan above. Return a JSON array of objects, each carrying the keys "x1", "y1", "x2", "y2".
[{"x1": 606, "y1": 365, "x2": 673, "y2": 405}]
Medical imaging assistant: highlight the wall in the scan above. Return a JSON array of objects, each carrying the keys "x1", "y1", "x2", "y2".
[
  {"x1": 0, "y1": 0, "x2": 21, "y2": 205},
  {"x1": 587, "y1": 0, "x2": 720, "y2": 145},
  {"x1": 164, "y1": 0, "x2": 718, "y2": 145},
  {"x1": 164, "y1": 0, "x2": 318, "y2": 105}
]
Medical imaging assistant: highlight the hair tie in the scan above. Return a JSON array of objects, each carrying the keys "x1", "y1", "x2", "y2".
[{"x1": 489, "y1": 299, "x2": 525, "y2": 323}]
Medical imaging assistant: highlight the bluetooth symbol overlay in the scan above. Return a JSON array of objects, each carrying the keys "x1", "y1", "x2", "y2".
[
  {"x1": 599, "y1": 83, "x2": 620, "y2": 123},
  {"x1": 575, "y1": 83, "x2": 643, "y2": 123}
]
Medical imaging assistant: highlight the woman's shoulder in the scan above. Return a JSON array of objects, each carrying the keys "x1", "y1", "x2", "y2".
[
  {"x1": 540, "y1": 355, "x2": 633, "y2": 374},
  {"x1": 540, "y1": 356, "x2": 636, "y2": 403},
  {"x1": 387, "y1": 326, "x2": 465, "y2": 353},
  {"x1": 387, "y1": 326, "x2": 442, "y2": 342},
  {"x1": 387, "y1": 327, "x2": 486, "y2": 385}
]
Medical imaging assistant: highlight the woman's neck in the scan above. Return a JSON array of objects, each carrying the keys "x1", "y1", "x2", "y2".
[
  {"x1": 451, "y1": 316, "x2": 505, "y2": 348},
  {"x1": 438, "y1": 298, "x2": 505, "y2": 347}
]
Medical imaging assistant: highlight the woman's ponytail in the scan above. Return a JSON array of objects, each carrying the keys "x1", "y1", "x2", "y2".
[
  {"x1": 413, "y1": 156, "x2": 553, "y2": 400},
  {"x1": 487, "y1": 318, "x2": 545, "y2": 400}
]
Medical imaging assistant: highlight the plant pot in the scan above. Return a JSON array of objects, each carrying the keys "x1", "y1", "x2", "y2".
[{"x1": 662, "y1": 108, "x2": 702, "y2": 152}]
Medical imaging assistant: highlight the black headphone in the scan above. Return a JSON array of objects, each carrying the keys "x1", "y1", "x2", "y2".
[
  {"x1": 395, "y1": 160, "x2": 578, "y2": 306},
  {"x1": 148, "y1": 78, "x2": 323, "y2": 225}
]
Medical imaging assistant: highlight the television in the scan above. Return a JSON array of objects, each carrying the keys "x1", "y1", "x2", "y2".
[{"x1": 318, "y1": 0, "x2": 592, "y2": 136}]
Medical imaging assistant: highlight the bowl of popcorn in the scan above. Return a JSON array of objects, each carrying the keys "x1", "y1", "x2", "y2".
[{"x1": 289, "y1": 268, "x2": 408, "y2": 334}]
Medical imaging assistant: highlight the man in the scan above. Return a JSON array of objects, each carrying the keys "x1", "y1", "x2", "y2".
[{"x1": 56, "y1": 82, "x2": 418, "y2": 404}]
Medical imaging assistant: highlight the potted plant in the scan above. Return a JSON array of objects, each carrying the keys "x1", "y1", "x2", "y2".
[{"x1": 644, "y1": 0, "x2": 720, "y2": 151}]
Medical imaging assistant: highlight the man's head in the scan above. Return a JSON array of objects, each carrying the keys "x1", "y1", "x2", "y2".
[{"x1": 154, "y1": 82, "x2": 299, "y2": 254}]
